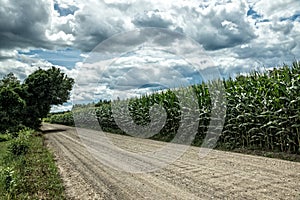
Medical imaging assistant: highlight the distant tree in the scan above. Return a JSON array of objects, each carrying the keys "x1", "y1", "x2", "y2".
[{"x1": 22, "y1": 67, "x2": 74, "y2": 128}]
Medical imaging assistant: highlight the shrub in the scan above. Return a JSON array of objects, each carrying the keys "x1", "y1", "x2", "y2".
[
  {"x1": 7, "y1": 129, "x2": 33, "y2": 156},
  {"x1": 7, "y1": 138, "x2": 30, "y2": 156}
]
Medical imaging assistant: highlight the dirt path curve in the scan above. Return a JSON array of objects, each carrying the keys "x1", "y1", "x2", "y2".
[{"x1": 42, "y1": 123, "x2": 300, "y2": 200}]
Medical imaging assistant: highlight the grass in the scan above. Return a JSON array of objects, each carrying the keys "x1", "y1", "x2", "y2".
[
  {"x1": 0, "y1": 131, "x2": 66, "y2": 200},
  {"x1": 0, "y1": 140, "x2": 9, "y2": 161}
]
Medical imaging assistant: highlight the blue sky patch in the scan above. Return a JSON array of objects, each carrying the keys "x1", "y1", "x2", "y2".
[
  {"x1": 280, "y1": 13, "x2": 300, "y2": 22},
  {"x1": 54, "y1": 3, "x2": 78, "y2": 16},
  {"x1": 19, "y1": 48, "x2": 84, "y2": 69},
  {"x1": 247, "y1": 7, "x2": 262, "y2": 19}
]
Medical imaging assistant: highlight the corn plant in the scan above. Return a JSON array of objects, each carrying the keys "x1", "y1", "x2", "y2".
[{"x1": 50, "y1": 62, "x2": 300, "y2": 154}]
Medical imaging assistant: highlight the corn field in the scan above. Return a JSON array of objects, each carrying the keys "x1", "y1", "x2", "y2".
[{"x1": 47, "y1": 62, "x2": 300, "y2": 154}]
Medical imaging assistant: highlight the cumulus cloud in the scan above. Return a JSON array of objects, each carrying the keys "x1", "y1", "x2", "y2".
[
  {"x1": 132, "y1": 10, "x2": 173, "y2": 28},
  {"x1": 1, "y1": 0, "x2": 298, "y2": 59},
  {"x1": 64, "y1": 0, "x2": 258, "y2": 52},
  {"x1": 68, "y1": 0, "x2": 299, "y2": 72},
  {"x1": 0, "y1": 50, "x2": 77, "y2": 81},
  {"x1": 253, "y1": 0, "x2": 300, "y2": 19},
  {"x1": 0, "y1": 0, "x2": 52, "y2": 50},
  {"x1": 0, "y1": 0, "x2": 76, "y2": 60},
  {"x1": 73, "y1": 47, "x2": 204, "y2": 103},
  {"x1": 0, "y1": 50, "x2": 18, "y2": 60},
  {"x1": 1, "y1": 0, "x2": 300, "y2": 111}
]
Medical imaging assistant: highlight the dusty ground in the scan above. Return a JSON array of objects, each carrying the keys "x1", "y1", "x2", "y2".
[{"x1": 42, "y1": 123, "x2": 300, "y2": 200}]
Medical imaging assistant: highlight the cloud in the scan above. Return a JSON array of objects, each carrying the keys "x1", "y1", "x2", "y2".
[
  {"x1": 0, "y1": 0, "x2": 52, "y2": 50},
  {"x1": 253, "y1": 0, "x2": 300, "y2": 19},
  {"x1": 50, "y1": 101, "x2": 73, "y2": 112},
  {"x1": 72, "y1": 47, "x2": 204, "y2": 102},
  {"x1": 0, "y1": 60, "x2": 32, "y2": 81},
  {"x1": 0, "y1": 0, "x2": 79, "y2": 65},
  {"x1": 1, "y1": 0, "x2": 298, "y2": 59},
  {"x1": 18, "y1": 48, "x2": 84, "y2": 69},
  {"x1": 0, "y1": 50, "x2": 18, "y2": 60},
  {"x1": 0, "y1": 50, "x2": 77, "y2": 81},
  {"x1": 132, "y1": 10, "x2": 173, "y2": 28},
  {"x1": 1, "y1": 0, "x2": 300, "y2": 112},
  {"x1": 66, "y1": 0, "x2": 257, "y2": 51},
  {"x1": 172, "y1": 0, "x2": 257, "y2": 50}
]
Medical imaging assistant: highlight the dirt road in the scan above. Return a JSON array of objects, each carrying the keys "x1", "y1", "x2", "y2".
[{"x1": 42, "y1": 123, "x2": 300, "y2": 200}]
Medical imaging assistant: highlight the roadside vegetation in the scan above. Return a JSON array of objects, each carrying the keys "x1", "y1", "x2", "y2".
[
  {"x1": 47, "y1": 62, "x2": 300, "y2": 161},
  {"x1": 45, "y1": 111, "x2": 74, "y2": 127},
  {"x1": 0, "y1": 128, "x2": 66, "y2": 199},
  {"x1": 0, "y1": 67, "x2": 73, "y2": 199}
]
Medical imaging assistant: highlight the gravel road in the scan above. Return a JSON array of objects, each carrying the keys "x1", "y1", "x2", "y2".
[{"x1": 42, "y1": 123, "x2": 300, "y2": 200}]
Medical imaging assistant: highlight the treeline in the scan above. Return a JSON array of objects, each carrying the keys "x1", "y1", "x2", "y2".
[
  {"x1": 45, "y1": 111, "x2": 74, "y2": 126},
  {"x1": 48, "y1": 62, "x2": 300, "y2": 154},
  {"x1": 0, "y1": 67, "x2": 74, "y2": 132}
]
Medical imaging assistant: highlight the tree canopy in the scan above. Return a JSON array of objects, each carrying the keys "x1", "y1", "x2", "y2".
[{"x1": 0, "y1": 67, "x2": 74, "y2": 131}]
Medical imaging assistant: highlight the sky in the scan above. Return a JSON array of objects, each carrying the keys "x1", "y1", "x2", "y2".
[{"x1": 0, "y1": 0, "x2": 299, "y2": 112}]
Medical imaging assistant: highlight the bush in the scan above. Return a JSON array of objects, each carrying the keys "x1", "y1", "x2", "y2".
[
  {"x1": 46, "y1": 111, "x2": 74, "y2": 126},
  {"x1": 7, "y1": 129, "x2": 33, "y2": 156},
  {"x1": 7, "y1": 124, "x2": 28, "y2": 137},
  {"x1": 7, "y1": 139, "x2": 30, "y2": 156}
]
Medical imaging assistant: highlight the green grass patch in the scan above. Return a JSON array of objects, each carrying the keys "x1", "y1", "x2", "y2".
[
  {"x1": 0, "y1": 141, "x2": 9, "y2": 161},
  {"x1": 0, "y1": 130, "x2": 66, "y2": 200},
  {"x1": 0, "y1": 134, "x2": 10, "y2": 142}
]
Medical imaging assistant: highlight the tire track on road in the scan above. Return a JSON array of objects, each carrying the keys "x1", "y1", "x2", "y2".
[{"x1": 43, "y1": 124, "x2": 300, "y2": 200}]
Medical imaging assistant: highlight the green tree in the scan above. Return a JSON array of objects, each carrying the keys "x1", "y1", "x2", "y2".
[
  {"x1": 0, "y1": 73, "x2": 21, "y2": 88},
  {"x1": 22, "y1": 67, "x2": 74, "y2": 128},
  {"x1": 0, "y1": 73, "x2": 25, "y2": 131}
]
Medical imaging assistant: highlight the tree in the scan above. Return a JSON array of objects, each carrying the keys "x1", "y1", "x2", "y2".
[
  {"x1": 0, "y1": 67, "x2": 74, "y2": 131},
  {"x1": 0, "y1": 73, "x2": 25, "y2": 131},
  {"x1": 22, "y1": 67, "x2": 74, "y2": 128},
  {"x1": 0, "y1": 73, "x2": 21, "y2": 88}
]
